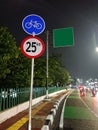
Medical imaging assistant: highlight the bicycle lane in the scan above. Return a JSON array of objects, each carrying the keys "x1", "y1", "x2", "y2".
[
  {"x1": 0, "y1": 90, "x2": 68, "y2": 130},
  {"x1": 0, "y1": 101, "x2": 49, "y2": 130},
  {"x1": 63, "y1": 90, "x2": 98, "y2": 130}
]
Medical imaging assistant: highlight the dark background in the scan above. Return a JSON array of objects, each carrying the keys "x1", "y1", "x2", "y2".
[{"x1": 1, "y1": 0, "x2": 98, "y2": 81}]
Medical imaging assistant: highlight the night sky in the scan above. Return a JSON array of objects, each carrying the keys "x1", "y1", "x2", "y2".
[{"x1": 1, "y1": 0, "x2": 98, "y2": 81}]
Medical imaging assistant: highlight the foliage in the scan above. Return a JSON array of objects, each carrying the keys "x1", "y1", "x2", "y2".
[
  {"x1": 0, "y1": 26, "x2": 71, "y2": 88},
  {"x1": 0, "y1": 27, "x2": 18, "y2": 79},
  {"x1": 5, "y1": 52, "x2": 31, "y2": 88},
  {"x1": 34, "y1": 57, "x2": 46, "y2": 87},
  {"x1": 0, "y1": 27, "x2": 31, "y2": 88},
  {"x1": 48, "y1": 55, "x2": 70, "y2": 86},
  {"x1": 34, "y1": 55, "x2": 71, "y2": 87}
]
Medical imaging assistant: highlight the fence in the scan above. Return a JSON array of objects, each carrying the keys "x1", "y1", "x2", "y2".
[{"x1": 0, "y1": 86, "x2": 65, "y2": 111}]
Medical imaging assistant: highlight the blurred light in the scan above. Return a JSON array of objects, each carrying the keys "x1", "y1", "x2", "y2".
[{"x1": 96, "y1": 47, "x2": 98, "y2": 52}]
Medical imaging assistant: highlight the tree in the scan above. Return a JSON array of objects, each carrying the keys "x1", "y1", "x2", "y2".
[
  {"x1": 49, "y1": 55, "x2": 70, "y2": 86},
  {"x1": 0, "y1": 26, "x2": 71, "y2": 88},
  {"x1": 34, "y1": 55, "x2": 71, "y2": 87},
  {"x1": 34, "y1": 57, "x2": 46, "y2": 87},
  {"x1": 0, "y1": 27, "x2": 18, "y2": 79},
  {"x1": 6, "y1": 51, "x2": 31, "y2": 88},
  {"x1": 0, "y1": 26, "x2": 31, "y2": 88}
]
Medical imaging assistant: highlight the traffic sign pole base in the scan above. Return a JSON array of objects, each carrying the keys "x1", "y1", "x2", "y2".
[{"x1": 44, "y1": 90, "x2": 51, "y2": 101}]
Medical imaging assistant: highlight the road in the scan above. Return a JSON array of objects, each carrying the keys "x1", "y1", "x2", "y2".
[
  {"x1": 1, "y1": 89, "x2": 98, "y2": 130},
  {"x1": 63, "y1": 89, "x2": 98, "y2": 130}
]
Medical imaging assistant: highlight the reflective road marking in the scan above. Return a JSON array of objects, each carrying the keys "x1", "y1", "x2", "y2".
[{"x1": 7, "y1": 102, "x2": 48, "y2": 130}]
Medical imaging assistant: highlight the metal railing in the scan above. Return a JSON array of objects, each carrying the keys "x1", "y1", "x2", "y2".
[{"x1": 0, "y1": 86, "x2": 65, "y2": 111}]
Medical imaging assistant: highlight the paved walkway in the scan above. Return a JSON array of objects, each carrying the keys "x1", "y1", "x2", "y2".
[{"x1": 0, "y1": 90, "x2": 68, "y2": 130}]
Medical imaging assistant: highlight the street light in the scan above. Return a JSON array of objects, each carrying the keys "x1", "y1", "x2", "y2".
[{"x1": 96, "y1": 47, "x2": 98, "y2": 52}]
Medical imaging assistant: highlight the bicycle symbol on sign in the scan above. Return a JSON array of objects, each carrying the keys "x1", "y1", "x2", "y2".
[{"x1": 25, "y1": 20, "x2": 42, "y2": 29}]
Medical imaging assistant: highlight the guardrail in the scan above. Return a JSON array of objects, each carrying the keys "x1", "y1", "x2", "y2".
[{"x1": 0, "y1": 86, "x2": 65, "y2": 111}]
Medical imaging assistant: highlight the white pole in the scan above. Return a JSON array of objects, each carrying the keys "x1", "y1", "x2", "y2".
[{"x1": 28, "y1": 58, "x2": 34, "y2": 130}]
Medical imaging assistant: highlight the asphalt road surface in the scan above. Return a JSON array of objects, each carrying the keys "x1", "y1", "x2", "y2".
[{"x1": 64, "y1": 89, "x2": 98, "y2": 130}]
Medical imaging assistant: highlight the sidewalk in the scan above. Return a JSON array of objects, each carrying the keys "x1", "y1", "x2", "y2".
[{"x1": 0, "y1": 90, "x2": 68, "y2": 130}]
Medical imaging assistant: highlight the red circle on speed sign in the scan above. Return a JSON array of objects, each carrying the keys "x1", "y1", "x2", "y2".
[{"x1": 20, "y1": 36, "x2": 45, "y2": 58}]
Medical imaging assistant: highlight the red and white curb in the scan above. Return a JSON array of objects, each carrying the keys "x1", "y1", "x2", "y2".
[{"x1": 41, "y1": 91, "x2": 72, "y2": 130}]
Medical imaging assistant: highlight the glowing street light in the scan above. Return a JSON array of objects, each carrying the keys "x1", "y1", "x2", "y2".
[{"x1": 96, "y1": 47, "x2": 98, "y2": 52}]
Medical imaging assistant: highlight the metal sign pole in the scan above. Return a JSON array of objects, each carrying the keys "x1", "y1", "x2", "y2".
[
  {"x1": 28, "y1": 58, "x2": 34, "y2": 130},
  {"x1": 22, "y1": 14, "x2": 45, "y2": 130},
  {"x1": 46, "y1": 30, "x2": 49, "y2": 99}
]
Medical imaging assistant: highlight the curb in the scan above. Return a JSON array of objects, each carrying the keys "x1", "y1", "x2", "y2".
[
  {"x1": 0, "y1": 89, "x2": 66, "y2": 124},
  {"x1": 59, "y1": 90, "x2": 73, "y2": 130},
  {"x1": 41, "y1": 92, "x2": 70, "y2": 130}
]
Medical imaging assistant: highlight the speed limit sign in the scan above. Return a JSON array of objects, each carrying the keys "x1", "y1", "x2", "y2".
[{"x1": 21, "y1": 36, "x2": 45, "y2": 58}]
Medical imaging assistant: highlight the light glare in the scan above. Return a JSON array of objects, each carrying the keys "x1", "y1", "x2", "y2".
[{"x1": 96, "y1": 47, "x2": 98, "y2": 52}]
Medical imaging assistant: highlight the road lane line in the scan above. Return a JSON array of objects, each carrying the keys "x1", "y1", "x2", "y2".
[
  {"x1": 7, "y1": 102, "x2": 48, "y2": 130},
  {"x1": 7, "y1": 117, "x2": 28, "y2": 130},
  {"x1": 81, "y1": 98, "x2": 98, "y2": 117}
]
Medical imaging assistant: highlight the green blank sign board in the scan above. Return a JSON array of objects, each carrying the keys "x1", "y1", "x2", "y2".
[{"x1": 53, "y1": 27, "x2": 74, "y2": 48}]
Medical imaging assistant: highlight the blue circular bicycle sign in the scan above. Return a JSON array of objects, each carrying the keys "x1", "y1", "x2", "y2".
[{"x1": 22, "y1": 14, "x2": 45, "y2": 35}]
